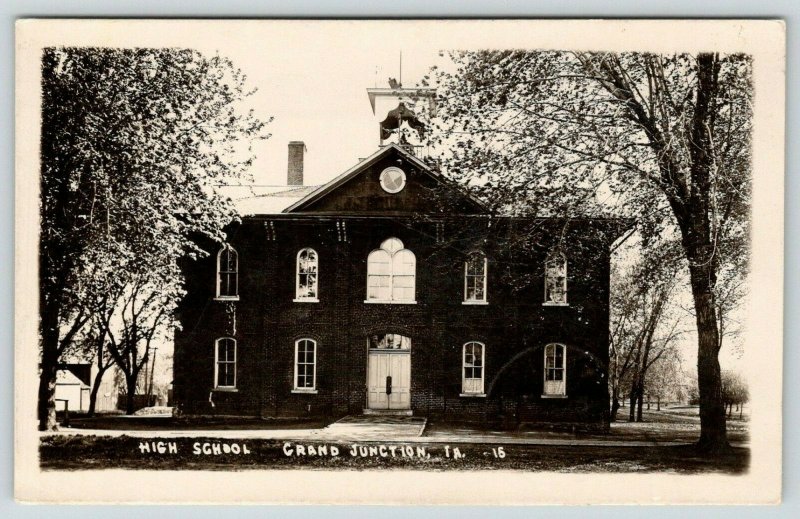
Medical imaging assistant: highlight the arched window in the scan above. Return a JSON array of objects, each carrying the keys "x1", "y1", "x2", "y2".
[
  {"x1": 543, "y1": 343, "x2": 567, "y2": 397},
  {"x1": 366, "y1": 238, "x2": 416, "y2": 303},
  {"x1": 294, "y1": 339, "x2": 317, "y2": 392},
  {"x1": 464, "y1": 252, "x2": 488, "y2": 303},
  {"x1": 295, "y1": 248, "x2": 319, "y2": 301},
  {"x1": 216, "y1": 245, "x2": 238, "y2": 299},
  {"x1": 214, "y1": 337, "x2": 236, "y2": 388},
  {"x1": 544, "y1": 251, "x2": 567, "y2": 305},
  {"x1": 462, "y1": 342, "x2": 485, "y2": 395}
]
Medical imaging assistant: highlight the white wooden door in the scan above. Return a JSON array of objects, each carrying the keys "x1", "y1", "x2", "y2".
[{"x1": 367, "y1": 353, "x2": 411, "y2": 410}]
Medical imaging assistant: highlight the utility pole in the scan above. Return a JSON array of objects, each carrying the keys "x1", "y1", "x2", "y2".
[{"x1": 147, "y1": 347, "x2": 158, "y2": 406}]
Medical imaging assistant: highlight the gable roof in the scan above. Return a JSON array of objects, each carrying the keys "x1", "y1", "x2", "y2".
[
  {"x1": 284, "y1": 143, "x2": 487, "y2": 214},
  {"x1": 56, "y1": 369, "x2": 89, "y2": 388}
]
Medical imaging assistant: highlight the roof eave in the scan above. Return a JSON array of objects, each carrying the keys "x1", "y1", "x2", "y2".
[{"x1": 283, "y1": 143, "x2": 489, "y2": 214}]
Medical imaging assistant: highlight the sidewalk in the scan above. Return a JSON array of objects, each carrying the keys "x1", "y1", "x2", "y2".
[{"x1": 43, "y1": 421, "x2": 736, "y2": 447}]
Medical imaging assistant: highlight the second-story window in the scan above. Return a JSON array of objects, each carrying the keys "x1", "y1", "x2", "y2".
[
  {"x1": 544, "y1": 251, "x2": 567, "y2": 305},
  {"x1": 216, "y1": 245, "x2": 238, "y2": 299},
  {"x1": 366, "y1": 238, "x2": 416, "y2": 303},
  {"x1": 464, "y1": 251, "x2": 488, "y2": 303},
  {"x1": 295, "y1": 248, "x2": 319, "y2": 302}
]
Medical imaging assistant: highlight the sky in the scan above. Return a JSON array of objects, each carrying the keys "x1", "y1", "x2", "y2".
[{"x1": 203, "y1": 32, "x2": 443, "y2": 187}]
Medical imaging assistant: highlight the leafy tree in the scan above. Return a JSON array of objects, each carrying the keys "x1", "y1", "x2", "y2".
[
  {"x1": 721, "y1": 370, "x2": 749, "y2": 419},
  {"x1": 39, "y1": 47, "x2": 270, "y2": 430},
  {"x1": 645, "y1": 350, "x2": 685, "y2": 411},
  {"x1": 431, "y1": 51, "x2": 751, "y2": 453}
]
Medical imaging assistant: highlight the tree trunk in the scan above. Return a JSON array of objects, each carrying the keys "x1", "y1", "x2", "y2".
[
  {"x1": 690, "y1": 262, "x2": 730, "y2": 453},
  {"x1": 610, "y1": 385, "x2": 620, "y2": 421},
  {"x1": 680, "y1": 53, "x2": 730, "y2": 455},
  {"x1": 125, "y1": 374, "x2": 137, "y2": 415},
  {"x1": 636, "y1": 390, "x2": 644, "y2": 422},
  {"x1": 37, "y1": 343, "x2": 60, "y2": 431},
  {"x1": 628, "y1": 392, "x2": 636, "y2": 422},
  {"x1": 657, "y1": 396, "x2": 661, "y2": 411},
  {"x1": 88, "y1": 366, "x2": 110, "y2": 417}
]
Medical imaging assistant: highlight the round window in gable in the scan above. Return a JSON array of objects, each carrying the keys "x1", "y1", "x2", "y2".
[{"x1": 379, "y1": 166, "x2": 407, "y2": 194}]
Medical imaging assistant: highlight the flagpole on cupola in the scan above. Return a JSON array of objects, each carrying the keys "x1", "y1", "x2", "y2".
[
  {"x1": 397, "y1": 51, "x2": 403, "y2": 145},
  {"x1": 399, "y1": 50, "x2": 402, "y2": 87}
]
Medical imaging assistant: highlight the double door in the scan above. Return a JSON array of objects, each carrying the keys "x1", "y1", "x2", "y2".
[{"x1": 367, "y1": 351, "x2": 411, "y2": 410}]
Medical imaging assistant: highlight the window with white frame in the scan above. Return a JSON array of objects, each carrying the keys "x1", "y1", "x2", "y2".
[
  {"x1": 543, "y1": 343, "x2": 566, "y2": 396},
  {"x1": 464, "y1": 252, "x2": 488, "y2": 303},
  {"x1": 294, "y1": 339, "x2": 317, "y2": 391},
  {"x1": 295, "y1": 248, "x2": 318, "y2": 301},
  {"x1": 462, "y1": 341, "x2": 485, "y2": 395},
  {"x1": 366, "y1": 238, "x2": 416, "y2": 303},
  {"x1": 214, "y1": 337, "x2": 236, "y2": 389},
  {"x1": 216, "y1": 245, "x2": 239, "y2": 299},
  {"x1": 544, "y1": 251, "x2": 567, "y2": 305}
]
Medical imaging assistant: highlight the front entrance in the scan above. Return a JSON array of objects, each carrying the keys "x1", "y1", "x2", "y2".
[{"x1": 367, "y1": 333, "x2": 411, "y2": 410}]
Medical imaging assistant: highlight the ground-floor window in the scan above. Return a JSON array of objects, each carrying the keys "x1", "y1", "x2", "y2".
[
  {"x1": 294, "y1": 338, "x2": 317, "y2": 391},
  {"x1": 543, "y1": 343, "x2": 566, "y2": 396},
  {"x1": 462, "y1": 341, "x2": 485, "y2": 395},
  {"x1": 214, "y1": 337, "x2": 236, "y2": 388}
]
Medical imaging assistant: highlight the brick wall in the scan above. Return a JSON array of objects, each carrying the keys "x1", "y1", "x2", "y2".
[{"x1": 174, "y1": 215, "x2": 616, "y2": 429}]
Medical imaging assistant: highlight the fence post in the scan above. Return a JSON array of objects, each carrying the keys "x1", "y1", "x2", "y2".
[{"x1": 55, "y1": 398, "x2": 70, "y2": 427}]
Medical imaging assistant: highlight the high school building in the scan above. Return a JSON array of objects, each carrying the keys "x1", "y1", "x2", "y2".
[{"x1": 173, "y1": 84, "x2": 628, "y2": 430}]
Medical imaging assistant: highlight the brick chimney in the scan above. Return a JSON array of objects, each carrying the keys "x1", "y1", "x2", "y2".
[{"x1": 287, "y1": 141, "x2": 306, "y2": 186}]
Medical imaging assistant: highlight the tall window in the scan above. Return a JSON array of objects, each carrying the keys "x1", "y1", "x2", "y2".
[
  {"x1": 214, "y1": 338, "x2": 236, "y2": 389},
  {"x1": 462, "y1": 341, "x2": 485, "y2": 395},
  {"x1": 295, "y1": 248, "x2": 319, "y2": 301},
  {"x1": 294, "y1": 339, "x2": 317, "y2": 391},
  {"x1": 543, "y1": 343, "x2": 566, "y2": 396},
  {"x1": 464, "y1": 252, "x2": 488, "y2": 303},
  {"x1": 366, "y1": 238, "x2": 416, "y2": 303},
  {"x1": 544, "y1": 251, "x2": 567, "y2": 305},
  {"x1": 216, "y1": 245, "x2": 238, "y2": 299}
]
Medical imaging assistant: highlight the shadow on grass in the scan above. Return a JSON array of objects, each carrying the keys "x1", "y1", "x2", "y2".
[{"x1": 40, "y1": 435, "x2": 749, "y2": 474}]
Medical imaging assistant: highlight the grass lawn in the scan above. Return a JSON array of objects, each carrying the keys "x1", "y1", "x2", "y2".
[
  {"x1": 606, "y1": 409, "x2": 749, "y2": 444},
  {"x1": 41, "y1": 405, "x2": 749, "y2": 473},
  {"x1": 40, "y1": 434, "x2": 748, "y2": 473}
]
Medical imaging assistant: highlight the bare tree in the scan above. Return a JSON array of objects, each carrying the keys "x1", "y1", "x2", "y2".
[
  {"x1": 432, "y1": 51, "x2": 751, "y2": 452},
  {"x1": 84, "y1": 319, "x2": 115, "y2": 417},
  {"x1": 94, "y1": 271, "x2": 180, "y2": 415}
]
